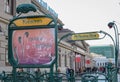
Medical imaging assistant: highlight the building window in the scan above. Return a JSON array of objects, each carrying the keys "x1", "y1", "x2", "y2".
[
  {"x1": 99, "y1": 63, "x2": 101, "y2": 66},
  {"x1": 58, "y1": 54, "x2": 61, "y2": 67},
  {"x1": 0, "y1": 25, "x2": 2, "y2": 32},
  {"x1": 5, "y1": 47, "x2": 10, "y2": 66},
  {"x1": 5, "y1": 0, "x2": 10, "y2": 13},
  {"x1": 4, "y1": 0, "x2": 16, "y2": 15},
  {"x1": 98, "y1": 63, "x2": 99, "y2": 66},
  {"x1": 65, "y1": 55, "x2": 67, "y2": 67}
]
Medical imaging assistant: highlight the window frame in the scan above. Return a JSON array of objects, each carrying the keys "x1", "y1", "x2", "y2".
[{"x1": 4, "y1": 0, "x2": 16, "y2": 16}]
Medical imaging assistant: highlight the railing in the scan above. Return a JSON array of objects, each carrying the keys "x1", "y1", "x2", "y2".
[
  {"x1": 0, "y1": 65, "x2": 118, "y2": 82},
  {"x1": 0, "y1": 71, "x2": 110, "y2": 82}
]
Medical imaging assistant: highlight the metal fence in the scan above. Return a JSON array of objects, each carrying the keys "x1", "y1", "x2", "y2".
[{"x1": 0, "y1": 71, "x2": 110, "y2": 82}]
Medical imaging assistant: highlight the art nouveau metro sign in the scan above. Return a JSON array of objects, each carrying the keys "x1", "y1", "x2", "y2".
[
  {"x1": 13, "y1": 17, "x2": 53, "y2": 26},
  {"x1": 8, "y1": 15, "x2": 57, "y2": 67},
  {"x1": 71, "y1": 32, "x2": 99, "y2": 41}
]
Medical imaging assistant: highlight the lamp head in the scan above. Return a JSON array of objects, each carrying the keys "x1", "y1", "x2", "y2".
[
  {"x1": 108, "y1": 22, "x2": 115, "y2": 29},
  {"x1": 16, "y1": 4, "x2": 37, "y2": 14}
]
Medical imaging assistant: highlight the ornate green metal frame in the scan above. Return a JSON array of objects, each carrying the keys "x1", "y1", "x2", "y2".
[{"x1": 8, "y1": 15, "x2": 58, "y2": 82}]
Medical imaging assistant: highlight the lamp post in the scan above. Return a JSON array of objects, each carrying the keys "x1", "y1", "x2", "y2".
[
  {"x1": 108, "y1": 21, "x2": 119, "y2": 67},
  {"x1": 108, "y1": 21, "x2": 119, "y2": 82},
  {"x1": 98, "y1": 21, "x2": 119, "y2": 82}
]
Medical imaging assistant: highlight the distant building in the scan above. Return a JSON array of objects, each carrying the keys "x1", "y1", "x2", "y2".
[
  {"x1": 90, "y1": 53, "x2": 115, "y2": 67},
  {"x1": 90, "y1": 45, "x2": 115, "y2": 58}
]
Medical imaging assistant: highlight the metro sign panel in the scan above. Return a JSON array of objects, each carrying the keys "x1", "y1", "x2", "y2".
[{"x1": 71, "y1": 32, "x2": 99, "y2": 41}]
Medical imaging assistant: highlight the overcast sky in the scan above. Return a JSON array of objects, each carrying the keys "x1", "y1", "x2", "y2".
[{"x1": 44, "y1": 0, "x2": 120, "y2": 45}]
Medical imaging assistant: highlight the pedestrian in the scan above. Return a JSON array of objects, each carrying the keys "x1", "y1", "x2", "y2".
[
  {"x1": 34, "y1": 68, "x2": 41, "y2": 82},
  {"x1": 70, "y1": 68, "x2": 74, "y2": 77},
  {"x1": 57, "y1": 68, "x2": 62, "y2": 82},
  {"x1": 17, "y1": 68, "x2": 24, "y2": 75},
  {"x1": 17, "y1": 68, "x2": 24, "y2": 73},
  {"x1": 66, "y1": 66, "x2": 70, "y2": 82},
  {"x1": 35, "y1": 68, "x2": 41, "y2": 75}
]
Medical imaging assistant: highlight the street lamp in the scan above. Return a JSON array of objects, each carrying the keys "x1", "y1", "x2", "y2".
[
  {"x1": 108, "y1": 21, "x2": 119, "y2": 82},
  {"x1": 108, "y1": 21, "x2": 119, "y2": 67},
  {"x1": 99, "y1": 22, "x2": 119, "y2": 82}
]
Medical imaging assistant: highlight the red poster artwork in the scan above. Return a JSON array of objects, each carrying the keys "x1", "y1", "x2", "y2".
[
  {"x1": 12, "y1": 28, "x2": 55, "y2": 65},
  {"x1": 75, "y1": 55, "x2": 81, "y2": 62}
]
